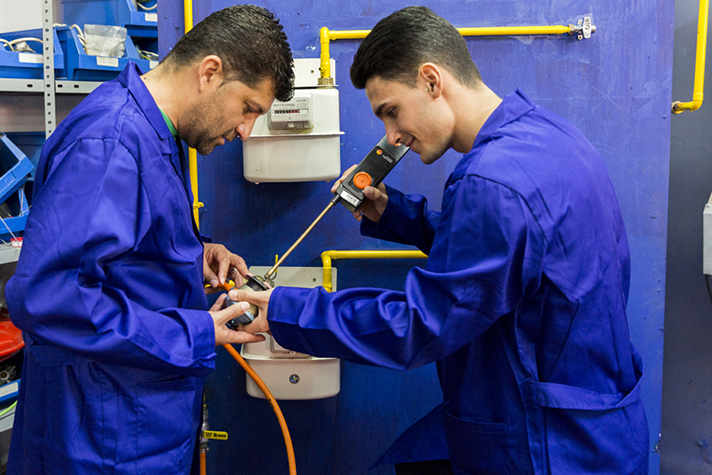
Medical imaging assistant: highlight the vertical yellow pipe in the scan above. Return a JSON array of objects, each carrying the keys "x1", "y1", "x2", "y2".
[
  {"x1": 183, "y1": 0, "x2": 193, "y2": 33},
  {"x1": 692, "y1": 0, "x2": 709, "y2": 104},
  {"x1": 321, "y1": 252, "x2": 333, "y2": 292},
  {"x1": 319, "y1": 27, "x2": 331, "y2": 79},
  {"x1": 673, "y1": 0, "x2": 709, "y2": 112},
  {"x1": 184, "y1": 0, "x2": 201, "y2": 227},
  {"x1": 692, "y1": 0, "x2": 710, "y2": 102}
]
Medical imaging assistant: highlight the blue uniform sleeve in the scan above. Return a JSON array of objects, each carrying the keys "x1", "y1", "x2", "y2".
[
  {"x1": 360, "y1": 185, "x2": 440, "y2": 253},
  {"x1": 6, "y1": 138, "x2": 215, "y2": 376},
  {"x1": 269, "y1": 175, "x2": 546, "y2": 370}
]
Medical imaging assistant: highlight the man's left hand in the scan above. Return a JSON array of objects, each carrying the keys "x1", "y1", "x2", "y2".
[{"x1": 203, "y1": 243, "x2": 248, "y2": 293}]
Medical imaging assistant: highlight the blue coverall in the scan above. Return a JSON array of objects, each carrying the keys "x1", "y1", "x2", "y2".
[
  {"x1": 6, "y1": 64, "x2": 215, "y2": 474},
  {"x1": 267, "y1": 90, "x2": 649, "y2": 474}
]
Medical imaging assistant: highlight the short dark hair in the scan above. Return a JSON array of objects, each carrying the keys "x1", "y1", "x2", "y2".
[
  {"x1": 350, "y1": 6, "x2": 482, "y2": 90},
  {"x1": 164, "y1": 5, "x2": 294, "y2": 102}
]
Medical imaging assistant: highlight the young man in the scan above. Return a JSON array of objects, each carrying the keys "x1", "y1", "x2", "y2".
[
  {"x1": 233, "y1": 6, "x2": 649, "y2": 475},
  {"x1": 5, "y1": 5, "x2": 293, "y2": 474}
]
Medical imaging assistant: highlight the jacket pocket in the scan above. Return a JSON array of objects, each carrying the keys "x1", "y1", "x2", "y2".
[
  {"x1": 544, "y1": 400, "x2": 649, "y2": 475},
  {"x1": 135, "y1": 377, "x2": 199, "y2": 475},
  {"x1": 442, "y1": 407, "x2": 512, "y2": 475}
]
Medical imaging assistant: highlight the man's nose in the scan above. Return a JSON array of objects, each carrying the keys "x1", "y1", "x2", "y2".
[
  {"x1": 237, "y1": 117, "x2": 257, "y2": 142},
  {"x1": 385, "y1": 126, "x2": 402, "y2": 147}
]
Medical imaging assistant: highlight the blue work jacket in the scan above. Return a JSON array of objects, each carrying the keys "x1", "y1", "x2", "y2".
[
  {"x1": 6, "y1": 63, "x2": 215, "y2": 474},
  {"x1": 269, "y1": 90, "x2": 649, "y2": 474}
]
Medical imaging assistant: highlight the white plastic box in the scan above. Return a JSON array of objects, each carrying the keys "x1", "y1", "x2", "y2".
[
  {"x1": 242, "y1": 58, "x2": 343, "y2": 183},
  {"x1": 240, "y1": 266, "x2": 340, "y2": 400}
]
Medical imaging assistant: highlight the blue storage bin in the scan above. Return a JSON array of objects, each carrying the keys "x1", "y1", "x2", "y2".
[
  {"x1": 61, "y1": 0, "x2": 157, "y2": 38},
  {"x1": 0, "y1": 28, "x2": 65, "y2": 79},
  {"x1": 0, "y1": 133, "x2": 33, "y2": 205},
  {"x1": 56, "y1": 25, "x2": 153, "y2": 81},
  {"x1": 120, "y1": 0, "x2": 158, "y2": 39},
  {"x1": 0, "y1": 188, "x2": 29, "y2": 239},
  {"x1": 4, "y1": 132, "x2": 45, "y2": 181},
  {"x1": 0, "y1": 133, "x2": 32, "y2": 238}
]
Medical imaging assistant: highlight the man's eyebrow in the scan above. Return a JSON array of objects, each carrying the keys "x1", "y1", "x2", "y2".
[
  {"x1": 374, "y1": 103, "x2": 386, "y2": 117},
  {"x1": 246, "y1": 100, "x2": 265, "y2": 114}
]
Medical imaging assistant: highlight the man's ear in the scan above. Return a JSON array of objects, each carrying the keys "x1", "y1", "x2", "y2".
[
  {"x1": 197, "y1": 55, "x2": 224, "y2": 93},
  {"x1": 419, "y1": 63, "x2": 443, "y2": 98}
]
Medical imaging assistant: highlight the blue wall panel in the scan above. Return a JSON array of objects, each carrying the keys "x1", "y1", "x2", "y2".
[{"x1": 158, "y1": 1, "x2": 673, "y2": 473}]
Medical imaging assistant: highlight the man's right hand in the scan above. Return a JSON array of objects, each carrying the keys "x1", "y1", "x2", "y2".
[{"x1": 331, "y1": 165, "x2": 389, "y2": 223}]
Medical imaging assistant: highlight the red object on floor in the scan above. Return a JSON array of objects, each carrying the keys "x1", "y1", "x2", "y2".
[{"x1": 0, "y1": 309, "x2": 23, "y2": 361}]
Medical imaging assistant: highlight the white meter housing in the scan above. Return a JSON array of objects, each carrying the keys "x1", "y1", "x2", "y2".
[
  {"x1": 240, "y1": 266, "x2": 340, "y2": 400},
  {"x1": 704, "y1": 192, "x2": 712, "y2": 275},
  {"x1": 243, "y1": 58, "x2": 343, "y2": 182}
]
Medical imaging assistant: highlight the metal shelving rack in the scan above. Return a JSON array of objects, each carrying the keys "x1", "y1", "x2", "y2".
[
  {"x1": 0, "y1": 2, "x2": 109, "y2": 455},
  {"x1": 0, "y1": 1, "x2": 104, "y2": 265},
  {"x1": 0, "y1": 0, "x2": 103, "y2": 134}
]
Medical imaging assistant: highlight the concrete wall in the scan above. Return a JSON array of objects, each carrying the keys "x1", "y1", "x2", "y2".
[{"x1": 660, "y1": 0, "x2": 712, "y2": 472}]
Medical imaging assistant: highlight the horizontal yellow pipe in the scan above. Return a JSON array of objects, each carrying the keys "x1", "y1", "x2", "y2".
[
  {"x1": 321, "y1": 24, "x2": 575, "y2": 79},
  {"x1": 327, "y1": 25, "x2": 571, "y2": 41},
  {"x1": 672, "y1": 0, "x2": 708, "y2": 113},
  {"x1": 457, "y1": 25, "x2": 571, "y2": 36},
  {"x1": 328, "y1": 30, "x2": 371, "y2": 40},
  {"x1": 321, "y1": 250, "x2": 428, "y2": 292}
]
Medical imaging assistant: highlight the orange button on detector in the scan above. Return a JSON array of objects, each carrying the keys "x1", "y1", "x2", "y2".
[{"x1": 353, "y1": 172, "x2": 372, "y2": 189}]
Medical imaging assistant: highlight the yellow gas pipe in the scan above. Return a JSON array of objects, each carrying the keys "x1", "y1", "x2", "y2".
[
  {"x1": 184, "y1": 0, "x2": 204, "y2": 227},
  {"x1": 319, "y1": 23, "x2": 585, "y2": 82},
  {"x1": 184, "y1": 3, "x2": 296, "y2": 474},
  {"x1": 672, "y1": 0, "x2": 709, "y2": 113},
  {"x1": 321, "y1": 250, "x2": 428, "y2": 292}
]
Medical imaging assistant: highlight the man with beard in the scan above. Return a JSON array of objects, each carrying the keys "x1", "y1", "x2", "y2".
[{"x1": 5, "y1": 5, "x2": 293, "y2": 474}]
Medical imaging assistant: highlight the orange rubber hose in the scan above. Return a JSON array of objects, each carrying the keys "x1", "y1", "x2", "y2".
[
  {"x1": 200, "y1": 452, "x2": 206, "y2": 475},
  {"x1": 223, "y1": 343, "x2": 297, "y2": 475}
]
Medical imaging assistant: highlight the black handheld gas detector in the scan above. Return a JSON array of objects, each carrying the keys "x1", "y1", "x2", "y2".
[{"x1": 333, "y1": 135, "x2": 410, "y2": 212}]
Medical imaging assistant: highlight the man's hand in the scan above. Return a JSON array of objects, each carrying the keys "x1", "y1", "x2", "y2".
[
  {"x1": 228, "y1": 287, "x2": 274, "y2": 334},
  {"x1": 331, "y1": 165, "x2": 389, "y2": 223},
  {"x1": 210, "y1": 295, "x2": 266, "y2": 346},
  {"x1": 203, "y1": 243, "x2": 248, "y2": 293}
]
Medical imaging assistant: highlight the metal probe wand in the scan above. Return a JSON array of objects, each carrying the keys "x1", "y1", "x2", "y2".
[{"x1": 262, "y1": 195, "x2": 340, "y2": 281}]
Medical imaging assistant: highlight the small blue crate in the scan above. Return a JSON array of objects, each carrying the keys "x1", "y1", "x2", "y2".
[
  {"x1": 0, "y1": 28, "x2": 65, "y2": 79},
  {"x1": 0, "y1": 379, "x2": 20, "y2": 406},
  {"x1": 0, "y1": 188, "x2": 29, "y2": 239},
  {"x1": 61, "y1": 0, "x2": 157, "y2": 38},
  {"x1": 4, "y1": 133, "x2": 44, "y2": 181},
  {"x1": 56, "y1": 25, "x2": 153, "y2": 81},
  {"x1": 0, "y1": 133, "x2": 33, "y2": 205},
  {"x1": 119, "y1": 0, "x2": 158, "y2": 39}
]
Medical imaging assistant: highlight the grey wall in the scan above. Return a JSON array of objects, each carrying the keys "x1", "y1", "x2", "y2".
[
  {"x1": 660, "y1": 0, "x2": 712, "y2": 472},
  {"x1": 0, "y1": 0, "x2": 61, "y2": 32}
]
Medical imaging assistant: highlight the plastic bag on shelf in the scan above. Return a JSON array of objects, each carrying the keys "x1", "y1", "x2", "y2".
[{"x1": 83, "y1": 24, "x2": 127, "y2": 58}]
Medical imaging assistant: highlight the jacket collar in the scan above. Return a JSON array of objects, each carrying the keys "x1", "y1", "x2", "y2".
[
  {"x1": 472, "y1": 88, "x2": 536, "y2": 151},
  {"x1": 447, "y1": 89, "x2": 537, "y2": 187},
  {"x1": 117, "y1": 62, "x2": 175, "y2": 142}
]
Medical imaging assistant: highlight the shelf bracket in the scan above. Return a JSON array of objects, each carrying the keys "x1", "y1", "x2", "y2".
[{"x1": 42, "y1": 0, "x2": 55, "y2": 137}]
